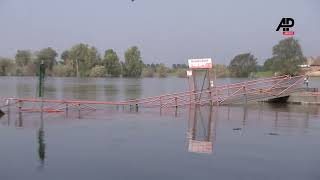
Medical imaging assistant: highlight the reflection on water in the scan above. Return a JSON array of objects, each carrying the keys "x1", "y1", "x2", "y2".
[
  {"x1": 2, "y1": 103, "x2": 319, "y2": 159},
  {"x1": 17, "y1": 111, "x2": 46, "y2": 166},
  {"x1": 0, "y1": 103, "x2": 319, "y2": 179},
  {"x1": 0, "y1": 77, "x2": 320, "y2": 180},
  {"x1": 104, "y1": 84, "x2": 119, "y2": 102},
  {"x1": 44, "y1": 78, "x2": 58, "y2": 100},
  {"x1": 38, "y1": 113, "x2": 46, "y2": 166},
  {"x1": 0, "y1": 77, "x2": 146, "y2": 101},
  {"x1": 187, "y1": 105, "x2": 216, "y2": 154},
  {"x1": 185, "y1": 103, "x2": 320, "y2": 155},
  {"x1": 124, "y1": 78, "x2": 142, "y2": 100},
  {"x1": 16, "y1": 80, "x2": 35, "y2": 98},
  {"x1": 15, "y1": 111, "x2": 23, "y2": 128}
]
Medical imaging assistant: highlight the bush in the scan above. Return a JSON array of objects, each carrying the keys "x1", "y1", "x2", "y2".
[
  {"x1": 52, "y1": 64, "x2": 74, "y2": 77},
  {"x1": 89, "y1": 65, "x2": 106, "y2": 77},
  {"x1": 176, "y1": 69, "x2": 187, "y2": 78},
  {"x1": 15, "y1": 67, "x2": 24, "y2": 76},
  {"x1": 0, "y1": 58, "x2": 14, "y2": 76},
  {"x1": 157, "y1": 64, "x2": 168, "y2": 78},
  {"x1": 142, "y1": 68, "x2": 155, "y2": 77},
  {"x1": 215, "y1": 64, "x2": 229, "y2": 77}
]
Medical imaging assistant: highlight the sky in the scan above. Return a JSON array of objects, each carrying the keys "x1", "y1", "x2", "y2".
[{"x1": 0, "y1": 0, "x2": 319, "y2": 65}]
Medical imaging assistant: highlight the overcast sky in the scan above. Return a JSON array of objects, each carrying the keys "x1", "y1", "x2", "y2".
[{"x1": 0, "y1": 0, "x2": 319, "y2": 65}]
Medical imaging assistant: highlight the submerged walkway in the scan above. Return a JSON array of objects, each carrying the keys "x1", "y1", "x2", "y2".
[{"x1": 1, "y1": 75, "x2": 307, "y2": 112}]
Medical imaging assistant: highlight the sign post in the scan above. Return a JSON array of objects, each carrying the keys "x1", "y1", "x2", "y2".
[{"x1": 187, "y1": 58, "x2": 215, "y2": 105}]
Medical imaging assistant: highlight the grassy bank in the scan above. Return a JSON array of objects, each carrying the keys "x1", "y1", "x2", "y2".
[{"x1": 255, "y1": 71, "x2": 273, "y2": 78}]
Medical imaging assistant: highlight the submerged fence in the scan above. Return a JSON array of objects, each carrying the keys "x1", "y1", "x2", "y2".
[{"x1": 1, "y1": 75, "x2": 306, "y2": 113}]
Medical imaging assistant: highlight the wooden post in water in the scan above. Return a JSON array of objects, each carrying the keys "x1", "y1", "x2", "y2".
[
  {"x1": 244, "y1": 82, "x2": 248, "y2": 103},
  {"x1": 38, "y1": 61, "x2": 46, "y2": 113},
  {"x1": 78, "y1": 104, "x2": 81, "y2": 119},
  {"x1": 38, "y1": 61, "x2": 45, "y2": 98},
  {"x1": 187, "y1": 69, "x2": 197, "y2": 104},
  {"x1": 207, "y1": 68, "x2": 214, "y2": 105},
  {"x1": 18, "y1": 100, "x2": 23, "y2": 112},
  {"x1": 175, "y1": 97, "x2": 178, "y2": 108}
]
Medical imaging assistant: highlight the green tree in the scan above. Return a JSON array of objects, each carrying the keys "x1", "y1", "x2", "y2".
[
  {"x1": 60, "y1": 50, "x2": 70, "y2": 64},
  {"x1": 142, "y1": 67, "x2": 155, "y2": 77},
  {"x1": 215, "y1": 64, "x2": 229, "y2": 77},
  {"x1": 176, "y1": 69, "x2": 187, "y2": 78},
  {"x1": 269, "y1": 37, "x2": 305, "y2": 75},
  {"x1": 24, "y1": 63, "x2": 37, "y2": 76},
  {"x1": 103, "y1": 49, "x2": 122, "y2": 77},
  {"x1": 36, "y1": 47, "x2": 58, "y2": 71},
  {"x1": 229, "y1": 53, "x2": 257, "y2": 77},
  {"x1": 263, "y1": 58, "x2": 275, "y2": 71},
  {"x1": 0, "y1": 58, "x2": 14, "y2": 76},
  {"x1": 156, "y1": 64, "x2": 168, "y2": 78},
  {"x1": 15, "y1": 50, "x2": 32, "y2": 66},
  {"x1": 68, "y1": 44, "x2": 100, "y2": 77},
  {"x1": 122, "y1": 46, "x2": 144, "y2": 77}
]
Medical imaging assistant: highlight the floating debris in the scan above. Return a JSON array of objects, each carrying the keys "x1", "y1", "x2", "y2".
[
  {"x1": 233, "y1": 128, "x2": 242, "y2": 131},
  {"x1": 268, "y1": 132, "x2": 279, "y2": 136}
]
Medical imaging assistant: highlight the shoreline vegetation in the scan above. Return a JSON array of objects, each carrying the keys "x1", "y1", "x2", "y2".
[{"x1": 0, "y1": 37, "x2": 318, "y2": 78}]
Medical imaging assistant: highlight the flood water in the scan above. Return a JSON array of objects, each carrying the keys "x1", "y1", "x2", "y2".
[{"x1": 0, "y1": 77, "x2": 320, "y2": 180}]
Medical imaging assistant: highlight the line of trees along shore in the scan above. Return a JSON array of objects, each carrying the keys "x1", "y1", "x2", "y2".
[
  {"x1": 228, "y1": 37, "x2": 306, "y2": 77},
  {"x1": 0, "y1": 37, "x2": 307, "y2": 78}
]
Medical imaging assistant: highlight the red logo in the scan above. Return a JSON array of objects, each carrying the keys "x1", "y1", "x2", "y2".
[{"x1": 283, "y1": 31, "x2": 294, "y2": 36}]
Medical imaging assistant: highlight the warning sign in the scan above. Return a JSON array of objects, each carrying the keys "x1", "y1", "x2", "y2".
[{"x1": 188, "y1": 58, "x2": 212, "y2": 69}]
